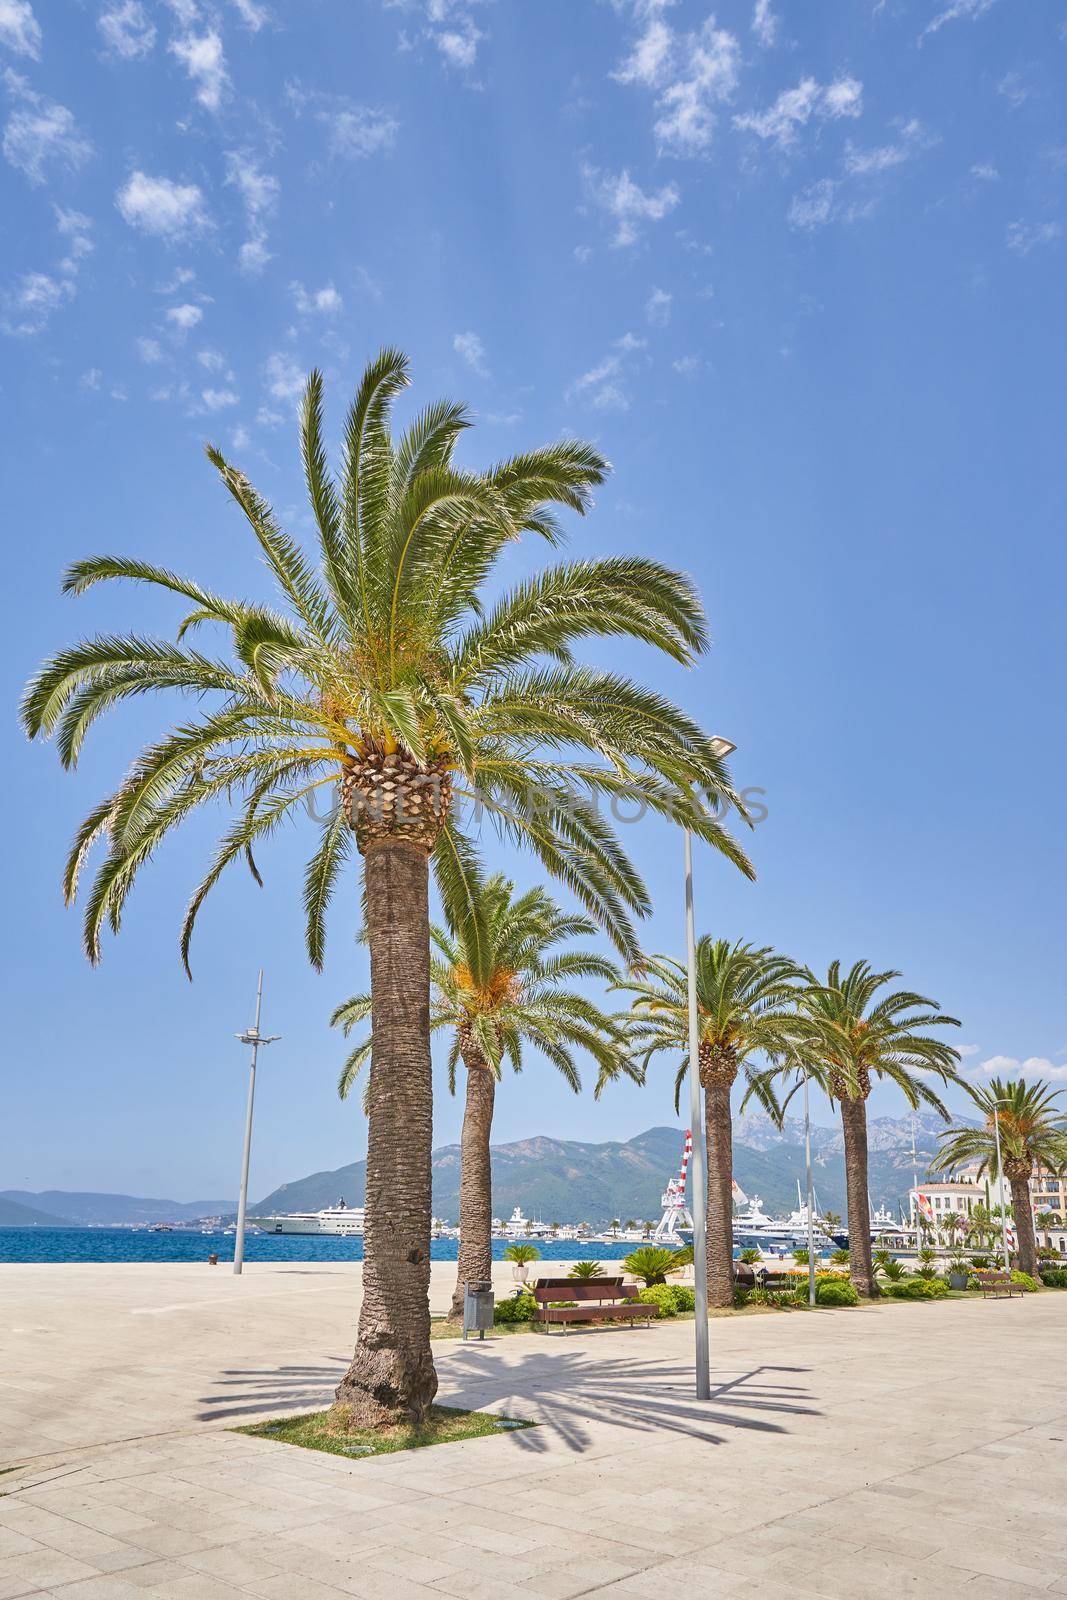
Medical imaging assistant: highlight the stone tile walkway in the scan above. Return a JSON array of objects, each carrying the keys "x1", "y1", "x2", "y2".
[{"x1": 2, "y1": 1264, "x2": 1065, "y2": 1597}]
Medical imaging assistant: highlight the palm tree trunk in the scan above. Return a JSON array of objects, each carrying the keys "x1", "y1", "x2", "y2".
[
  {"x1": 839, "y1": 1096, "x2": 877, "y2": 1297},
  {"x1": 333, "y1": 840, "x2": 437, "y2": 1427},
  {"x1": 705, "y1": 1082, "x2": 734, "y2": 1308},
  {"x1": 448, "y1": 1056, "x2": 496, "y2": 1321},
  {"x1": 1009, "y1": 1178, "x2": 1039, "y2": 1277}
]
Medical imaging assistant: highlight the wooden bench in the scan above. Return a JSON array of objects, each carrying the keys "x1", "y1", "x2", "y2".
[
  {"x1": 974, "y1": 1271, "x2": 1023, "y2": 1299},
  {"x1": 531, "y1": 1277, "x2": 656, "y2": 1333}
]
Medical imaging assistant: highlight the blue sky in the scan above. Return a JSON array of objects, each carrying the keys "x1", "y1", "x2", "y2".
[{"x1": 3, "y1": 0, "x2": 1065, "y2": 1202}]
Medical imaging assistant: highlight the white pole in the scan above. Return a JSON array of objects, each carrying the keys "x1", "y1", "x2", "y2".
[
  {"x1": 803, "y1": 1066, "x2": 816, "y2": 1308},
  {"x1": 233, "y1": 971, "x2": 279, "y2": 1276},
  {"x1": 993, "y1": 1106, "x2": 1010, "y2": 1271},
  {"x1": 684, "y1": 830, "x2": 710, "y2": 1401}
]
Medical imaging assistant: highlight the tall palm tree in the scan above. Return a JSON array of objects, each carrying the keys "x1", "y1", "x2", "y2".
[
  {"x1": 793, "y1": 962, "x2": 961, "y2": 1297},
  {"x1": 934, "y1": 1079, "x2": 1067, "y2": 1278},
  {"x1": 22, "y1": 350, "x2": 751, "y2": 1426},
  {"x1": 619, "y1": 940, "x2": 799, "y2": 1306},
  {"x1": 333, "y1": 872, "x2": 628, "y2": 1320}
]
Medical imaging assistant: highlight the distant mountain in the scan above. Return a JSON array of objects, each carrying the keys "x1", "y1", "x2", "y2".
[
  {"x1": 0, "y1": 1191, "x2": 235, "y2": 1226},
  {"x1": 0, "y1": 1196, "x2": 73, "y2": 1228},
  {"x1": 254, "y1": 1114, "x2": 959, "y2": 1227}
]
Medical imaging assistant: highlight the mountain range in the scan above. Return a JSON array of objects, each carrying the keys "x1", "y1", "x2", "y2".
[
  {"x1": 3, "y1": 1111, "x2": 957, "y2": 1229},
  {"x1": 253, "y1": 1111, "x2": 954, "y2": 1226}
]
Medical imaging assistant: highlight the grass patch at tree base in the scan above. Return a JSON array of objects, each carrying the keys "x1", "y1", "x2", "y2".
[{"x1": 238, "y1": 1405, "x2": 534, "y2": 1460}]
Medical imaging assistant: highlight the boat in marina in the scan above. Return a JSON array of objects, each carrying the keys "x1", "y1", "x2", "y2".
[{"x1": 259, "y1": 1197, "x2": 366, "y2": 1236}]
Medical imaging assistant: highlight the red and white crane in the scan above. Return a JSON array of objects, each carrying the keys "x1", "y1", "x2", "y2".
[{"x1": 652, "y1": 1129, "x2": 694, "y2": 1243}]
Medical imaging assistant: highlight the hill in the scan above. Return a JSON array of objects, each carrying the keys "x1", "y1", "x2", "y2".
[
  {"x1": 0, "y1": 1191, "x2": 234, "y2": 1226},
  {"x1": 254, "y1": 1114, "x2": 953, "y2": 1226},
  {"x1": 0, "y1": 1196, "x2": 73, "y2": 1228}
]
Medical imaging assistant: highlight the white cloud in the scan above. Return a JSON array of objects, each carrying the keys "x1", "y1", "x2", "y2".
[
  {"x1": 672, "y1": 354, "x2": 703, "y2": 376},
  {"x1": 844, "y1": 139, "x2": 910, "y2": 176},
  {"x1": 453, "y1": 329, "x2": 488, "y2": 376},
  {"x1": 752, "y1": 0, "x2": 779, "y2": 48},
  {"x1": 169, "y1": 28, "x2": 228, "y2": 111},
  {"x1": 788, "y1": 177, "x2": 837, "y2": 230},
  {"x1": 197, "y1": 347, "x2": 228, "y2": 371},
  {"x1": 567, "y1": 331, "x2": 647, "y2": 412},
  {"x1": 224, "y1": 150, "x2": 278, "y2": 275},
  {"x1": 264, "y1": 351, "x2": 305, "y2": 402},
  {"x1": 292, "y1": 280, "x2": 343, "y2": 316},
  {"x1": 734, "y1": 75, "x2": 862, "y2": 151},
  {"x1": 971, "y1": 162, "x2": 999, "y2": 182},
  {"x1": 0, "y1": 0, "x2": 41, "y2": 58},
  {"x1": 613, "y1": 10, "x2": 740, "y2": 157},
  {"x1": 958, "y1": 1044, "x2": 981, "y2": 1058},
  {"x1": 970, "y1": 1054, "x2": 1067, "y2": 1083},
  {"x1": 286, "y1": 79, "x2": 399, "y2": 161},
  {"x1": 2, "y1": 71, "x2": 93, "y2": 184},
  {"x1": 920, "y1": 0, "x2": 996, "y2": 43},
  {"x1": 80, "y1": 367, "x2": 103, "y2": 390},
  {"x1": 116, "y1": 170, "x2": 209, "y2": 240},
  {"x1": 574, "y1": 244, "x2": 592, "y2": 265},
  {"x1": 997, "y1": 70, "x2": 1031, "y2": 109},
  {"x1": 582, "y1": 163, "x2": 680, "y2": 248},
  {"x1": 231, "y1": 422, "x2": 252, "y2": 449},
  {"x1": 201, "y1": 386, "x2": 237, "y2": 410},
  {"x1": 137, "y1": 335, "x2": 162, "y2": 361},
  {"x1": 645, "y1": 286, "x2": 672, "y2": 327},
  {"x1": 98, "y1": 1, "x2": 155, "y2": 59},
  {"x1": 2, "y1": 205, "x2": 91, "y2": 336},
  {"x1": 1006, "y1": 219, "x2": 1062, "y2": 255},
  {"x1": 436, "y1": 24, "x2": 480, "y2": 69},
  {"x1": 166, "y1": 302, "x2": 202, "y2": 330},
  {"x1": 230, "y1": 0, "x2": 268, "y2": 28}
]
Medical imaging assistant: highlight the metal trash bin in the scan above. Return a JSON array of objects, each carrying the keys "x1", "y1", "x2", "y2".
[{"x1": 463, "y1": 1280, "x2": 494, "y2": 1340}]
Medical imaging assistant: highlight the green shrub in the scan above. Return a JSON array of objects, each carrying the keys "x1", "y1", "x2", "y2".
[
  {"x1": 568, "y1": 1261, "x2": 604, "y2": 1279},
  {"x1": 738, "y1": 1248, "x2": 762, "y2": 1265},
  {"x1": 670, "y1": 1285, "x2": 696, "y2": 1312},
  {"x1": 815, "y1": 1278, "x2": 860, "y2": 1307},
  {"x1": 1011, "y1": 1270, "x2": 1041, "y2": 1293},
  {"x1": 502, "y1": 1243, "x2": 541, "y2": 1266},
  {"x1": 914, "y1": 1266, "x2": 940, "y2": 1281},
  {"x1": 637, "y1": 1284, "x2": 674, "y2": 1316},
  {"x1": 624, "y1": 1246, "x2": 686, "y2": 1286},
  {"x1": 732, "y1": 1285, "x2": 751, "y2": 1308},
  {"x1": 877, "y1": 1259, "x2": 906, "y2": 1281},
  {"x1": 493, "y1": 1292, "x2": 537, "y2": 1324},
  {"x1": 883, "y1": 1277, "x2": 948, "y2": 1300},
  {"x1": 829, "y1": 1248, "x2": 850, "y2": 1266},
  {"x1": 970, "y1": 1255, "x2": 990, "y2": 1269},
  {"x1": 1039, "y1": 1267, "x2": 1067, "y2": 1288}
]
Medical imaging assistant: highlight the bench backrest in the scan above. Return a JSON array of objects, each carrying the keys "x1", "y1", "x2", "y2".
[
  {"x1": 531, "y1": 1277, "x2": 638, "y2": 1303},
  {"x1": 976, "y1": 1271, "x2": 1012, "y2": 1284}
]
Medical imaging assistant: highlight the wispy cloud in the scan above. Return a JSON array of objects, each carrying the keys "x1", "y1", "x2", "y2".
[
  {"x1": 734, "y1": 75, "x2": 862, "y2": 152},
  {"x1": 136, "y1": 335, "x2": 162, "y2": 361},
  {"x1": 2, "y1": 70, "x2": 92, "y2": 184},
  {"x1": 169, "y1": 27, "x2": 228, "y2": 111},
  {"x1": 98, "y1": 1, "x2": 156, "y2": 60},
  {"x1": 997, "y1": 70, "x2": 1031, "y2": 109},
  {"x1": 582, "y1": 163, "x2": 680, "y2": 248},
  {"x1": 969, "y1": 1053, "x2": 1067, "y2": 1083},
  {"x1": 1006, "y1": 219, "x2": 1062, "y2": 255},
  {"x1": 645, "y1": 286, "x2": 671, "y2": 327},
  {"x1": 453, "y1": 329, "x2": 488, "y2": 376},
  {"x1": 292, "y1": 280, "x2": 343, "y2": 315},
  {"x1": 614, "y1": 8, "x2": 741, "y2": 157},
  {"x1": 752, "y1": 0, "x2": 779, "y2": 48},
  {"x1": 286, "y1": 79, "x2": 399, "y2": 162},
  {"x1": 2, "y1": 204, "x2": 91, "y2": 335},
  {"x1": 165, "y1": 301, "x2": 202, "y2": 330},
  {"x1": 230, "y1": 0, "x2": 268, "y2": 28},
  {"x1": 263, "y1": 351, "x2": 305, "y2": 403},
  {"x1": 566, "y1": 331, "x2": 647, "y2": 412},
  {"x1": 224, "y1": 150, "x2": 278, "y2": 274},
  {"x1": 116, "y1": 170, "x2": 209, "y2": 240},
  {"x1": 970, "y1": 162, "x2": 999, "y2": 182},
  {"x1": 920, "y1": 0, "x2": 996, "y2": 43},
  {"x1": 0, "y1": 0, "x2": 41, "y2": 59},
  {"x1": 788, "y1": 178, "x2": 837, "y2": 231}
]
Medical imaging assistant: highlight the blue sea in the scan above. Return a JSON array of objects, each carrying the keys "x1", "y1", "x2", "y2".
[{"x1": 0, "y1": 1227, "x2": 643, "y2": 1266}]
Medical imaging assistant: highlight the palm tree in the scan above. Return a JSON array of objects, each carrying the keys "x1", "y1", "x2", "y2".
[
  {"x1": 934, "y1": 1079, "x2": 1067, "y2": 1278},
  {"x1": 333, "y1": 872, "x2": 628, "y2": 1320},
  {"x1": 792, "y1": 962, "x2": 961, "y2": 1297},
  {"x1": 23, "y1": 350, "x2": 751, "y2": 1426},
  {"x1": 619, "y1": 941, "x2": 799, "y2": 1307}
]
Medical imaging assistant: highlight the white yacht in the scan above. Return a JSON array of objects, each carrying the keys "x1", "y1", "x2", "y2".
[
  {"x1": 261, "y1": 1198, "x2": 365, "y2": 1236},
  {"x1": 494, "y1": 1205, "x2": 552, "y2": 1240}
]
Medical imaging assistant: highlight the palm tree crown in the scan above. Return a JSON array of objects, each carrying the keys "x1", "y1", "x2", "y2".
[
  {"x1": 934, "y1": 1078, "x2": 1067, "y2": 1185},
  {"x1": 22, "y1": 349, "x2": 750, "y2": 971},
  {"x1": 620, "y1": 938, "x2": 800, "y2": 1108},
  {"x1": 333, "y1": 872, "x2": 628, "y2": 1098}
]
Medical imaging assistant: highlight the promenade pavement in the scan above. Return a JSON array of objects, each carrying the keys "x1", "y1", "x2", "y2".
[{"x1": 1, "y1": 1262, "x2": 1065, "y2": 1599}]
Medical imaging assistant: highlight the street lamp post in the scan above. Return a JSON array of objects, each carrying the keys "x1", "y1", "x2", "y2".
[
  {"x1": 233, "y1": 970, "x2": 280, "y2": 1276},
  {"x1": 682, "y1": 734, "x2": 736, "y2": 1403},
  {"x1": 992, "y1": 1103, "x2": 1011, "y2": 1272},
  {"x1": 802, "y1": 1063, "x2": 816, "y2": 1308}
]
